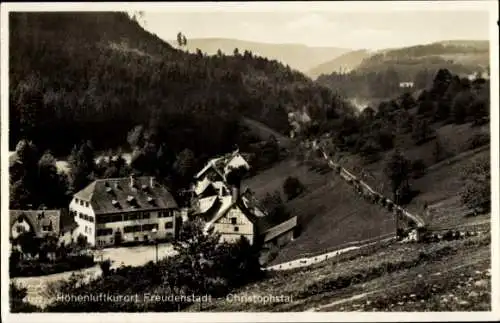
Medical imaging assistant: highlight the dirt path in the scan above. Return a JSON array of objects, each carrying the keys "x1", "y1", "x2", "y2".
[{"x1": 266, "y1": 234, "x2": 395, "y2": 271}]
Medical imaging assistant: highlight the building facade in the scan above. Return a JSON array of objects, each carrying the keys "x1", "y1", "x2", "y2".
[{"x1": 70, "y1": 176, "x2": 179, "y2": 247}]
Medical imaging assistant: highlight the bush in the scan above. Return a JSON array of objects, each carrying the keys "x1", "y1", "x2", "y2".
[
  {"x1": 10, "y1": 254, "x2": 95, "y2": 277},
  {"x1": 467, "y1": 133, "x2": 489, "y2": 150},
  {"x1": 411, "y1": 159, "x2": 427, "y2": 179},
  {"x1": 10, "y1": 282, "x2": 42, "y2": 313},
  {"x1": 460, "y1": 155, "x2": 490, "y2": 213}
]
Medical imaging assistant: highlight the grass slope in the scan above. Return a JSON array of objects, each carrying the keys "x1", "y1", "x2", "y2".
[
  {"x1": 186, "y1": 233, "x2": 490, "y2": 311},
  {"x1": 242, "y1": 158, "x2": 395, "y2": 265}
]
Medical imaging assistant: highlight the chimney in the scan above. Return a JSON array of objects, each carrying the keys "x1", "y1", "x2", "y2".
[{"x1": 231, "y1": 184, "x2": 240, "y2": 204}]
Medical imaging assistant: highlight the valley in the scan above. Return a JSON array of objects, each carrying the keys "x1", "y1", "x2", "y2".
[{"x1": 6, "y1": 10, "x2": 493, "y2": 315}]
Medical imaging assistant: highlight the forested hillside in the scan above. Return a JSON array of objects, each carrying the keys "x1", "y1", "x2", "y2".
[
  {"x1": 9, "y1": 12, "x2": 351, "y2": 158},
  {"x1": 307, "y1": 49, "x2": 371, "y2": 79},
  {"x1": 316, "y1": 40, "x2": 489, "y2": 100}
]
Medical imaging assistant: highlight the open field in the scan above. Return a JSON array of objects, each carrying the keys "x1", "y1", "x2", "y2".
[{"x1": 186, "y1": 233, "x2": 490, "y2": 312}]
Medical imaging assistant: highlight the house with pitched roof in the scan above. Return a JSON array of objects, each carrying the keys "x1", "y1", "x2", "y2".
[
  {"x1": 201, "y1": 184, "x2": 298, "y2": 251},
  {"x1": 191, "y1": 150, "x2": 298, "y2": 251},
  {"x1": 9, "y1": 209, "x2": 78, "y2": 242},
  {"x1": 70, "y1": 175, "x2": 179, "y2": 247}
]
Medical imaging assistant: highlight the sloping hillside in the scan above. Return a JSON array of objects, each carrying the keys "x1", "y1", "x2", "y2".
[
  {"x1": 357, "y1": 40, "x2": 489, "y2": 74},
  {"x1": 317, "y1": 40, "x2": 489, "y2": 100},
  {"x1": 177, "y1": 38, "x2": 351, "y2": 73},
  {"x1": 242, "y1": 158, "x2": 395, "y2": 265},
  {"x1": 307, "y1": 49, "x2": 371, "y2": 79},
  {"x1": 9, "y1": 12, "x2": 351, "y2": 158}
]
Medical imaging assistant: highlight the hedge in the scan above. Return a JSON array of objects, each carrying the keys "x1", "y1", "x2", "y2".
[{"x1": 10, "y1": 254, "x2": 95, "y2": 277}]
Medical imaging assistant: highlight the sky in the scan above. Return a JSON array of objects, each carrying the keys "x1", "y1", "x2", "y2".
[{"x1": 139, "y1": 10, "x2": 491, "y2": 50}]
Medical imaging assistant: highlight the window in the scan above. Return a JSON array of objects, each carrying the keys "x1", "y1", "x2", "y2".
[
  {"x1": 88, "y1": 216, "x2": 94, "y2": 223},
  {"x1": 85, "y1": 202, "x2": 90, "y2": 207},
  {"x1": 234, "y1": 226, "x2": 239, "y2": 232},
  {"x1": 75, "y1": 198, "x2": 79, "y2": 204},
  {"x1": 79, "y1": 213, "x2": 84, "y2": 219},
  {"x1": 42, "y1": 224, "x2": 52, "y2": 231},
  {"x1": 112, "y1": 214, "x2": 123, "y2": 222},
  {"x1": 231, "y1": 217, "x2": 237, "y2": 225},
  {"x1": 16, "y1": 225, "x2": 25, "y2": 233},
  {"x1": 142, "y1": 223, "x2": 158, "y2": 232},
  {"x1": 79, "y1": 200, "x2": 84, "y2": 206},
  {"x1": 97, "y1": 228, "x2": 113, "y2": 236},
  {"x1": 159, "y1": 210, "x2": 173, "y2": 218},
  {"x1": 165, "y1": 222, "x2": 173, "y2": 230}
]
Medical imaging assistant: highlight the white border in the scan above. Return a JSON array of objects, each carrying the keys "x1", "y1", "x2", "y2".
[{"x1": 1, "y1": 1, "x2": 499, "y2": 323}]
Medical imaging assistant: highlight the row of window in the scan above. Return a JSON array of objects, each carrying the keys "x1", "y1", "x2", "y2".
[
  {"x1": 96, "y1": 232, "x2": 175, "y2": 246},
  {"x1": 78, "y1": 212, "x2": 95, "y2": 223},
  {"x1": 75, "y1": 198, "x2": 90, "y2": 208},
  {"x1": 95, "y1": 210, "x2": 174, "y2": 224},
  {"x1": 96, "y1": 228, "x2": 113, "y2": 236},
  {"x1": 96, "y1": 222, "x2": 174, "y2": 236},
  {"x1": 124, "y1": 223, "x2": 158, "y2": 233}
]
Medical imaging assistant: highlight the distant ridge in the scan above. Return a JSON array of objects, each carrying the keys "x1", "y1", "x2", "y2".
[
  {"x1": 307, "y1": 49, "x2": 371, "y2": 79},
  {"x1": 172, "y1": 37, "x2": 352, "y2": 73}
]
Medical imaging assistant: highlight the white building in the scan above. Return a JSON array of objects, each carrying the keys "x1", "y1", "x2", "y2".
[{"x1": 70, "y1": 175, "x2": 179, "y2": 247}]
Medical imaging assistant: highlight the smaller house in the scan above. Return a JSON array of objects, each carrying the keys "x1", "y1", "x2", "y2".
[
  {"x1": 399, "y1": 81, "x2": 414, "y2": 88},
  {"x1": 9, "y1": 209, "x2": 78, "y2": 245},
  {"x1": 201, "y1": 184, "x2": 298, "y2": 249}
]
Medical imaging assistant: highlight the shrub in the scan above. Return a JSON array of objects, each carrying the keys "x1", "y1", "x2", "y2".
[
  {"x1": 10, "y1": 254, "x2": 95, "y2": 277},
  {"x1": 411, "y1": 159, "x2": 427, "y2": 179},
  {"x1": 460, "y1": 155, "x2": 490, "y2": 213},
  {"x1": 467, "y1": 133, "x2": 489, "y2": 150},
  {"x1": 100, "y1": 259, "x2": 112, "y2": 277}
]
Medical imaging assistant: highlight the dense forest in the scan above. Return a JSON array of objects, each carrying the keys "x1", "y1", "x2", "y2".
[{"x1": 9, "y1": 12, "x2": 352, "y2": 158}]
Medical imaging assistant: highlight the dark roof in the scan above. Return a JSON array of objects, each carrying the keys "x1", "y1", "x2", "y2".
[
  {"x1": 260, "y1": 216, "x2": 297, "y2": 242},
  {"x1": 10, "y1": 209, "x2": 62, "y2": 237},
  {"x1": 75, "y1": 176, "x2": 178, "y2": 214},
  {"x1": 207, "y1": 196, "x2": 259, "y2": 229}
]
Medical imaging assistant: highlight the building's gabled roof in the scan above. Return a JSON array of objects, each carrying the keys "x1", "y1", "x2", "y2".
[
  {"x1": 198, "y1": 196, "x2": 219, "y2": 214},
  {"x1": 194, "y1": 156, "x2": 226, "y2": 179},
  {"x1": 260, "y1": 216, "x2": 297, "y2": 243},
  {"x1": 204, "y1": 195, "x2": 259, "y2": 232},
  {"x1": 194, "y1": 150, "x2": 250, "y2": 181},
  {"x1": 224, "y1": 154, "x2": 250, "y2": 174},
  {"x1": 194, "y1": 177, "x2": 212, "y2": 195},
  {"x1": 74, "y1": 176, "x2": 178, "y2": 214},
  {"x1": 10, "y1": 209, "x2": 62, "y2": 237}
]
